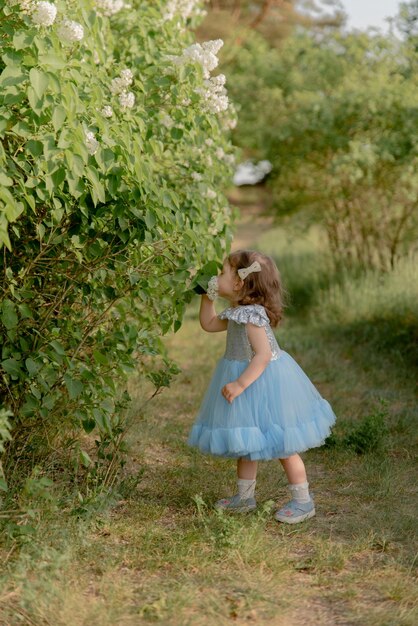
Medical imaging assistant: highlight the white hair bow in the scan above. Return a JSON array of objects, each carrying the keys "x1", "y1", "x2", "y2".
[{"x1": 237, "y1": 261, "x2": 262, "y2": 280}]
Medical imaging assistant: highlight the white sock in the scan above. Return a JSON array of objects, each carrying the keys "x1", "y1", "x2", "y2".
[
  {"x1": 288, "y1": 481, "x2": 311, "y2": 504},
  {"x1": 237, "y1": 478, "x2": 256, "y2": 500}
]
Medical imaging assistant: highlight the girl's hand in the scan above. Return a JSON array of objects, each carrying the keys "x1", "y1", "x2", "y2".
[{"x1": 221, "y1": 381, "x2": 245, "y2": 404}]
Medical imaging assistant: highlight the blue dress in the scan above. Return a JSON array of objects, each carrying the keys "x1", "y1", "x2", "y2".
[{"x1": 187, "y1": 304, "x2": 336, "y2": 461}]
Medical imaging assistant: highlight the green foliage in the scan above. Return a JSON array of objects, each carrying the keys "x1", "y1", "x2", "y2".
[
  {"x1": 1, "y1": 465, "x2": 58, "y2": 543},
  {"x1": 225, "y1": 28, "x2": 418, "y2": 270},
  {"x1": 342, "y1": 407, "x2": 389, "y2": 455},
  {"x1": 0, "y1": 0, "x2": 236, "y2": 500},
  {"x1": 324, "y1": 402, "x2": 390, "y2": 455},
  {"x1": 191, "y1": 259, "x2": 221, "y2": 294},
  {"x1": 192, "y1": 493, "x2": 274, "y2": 551}
]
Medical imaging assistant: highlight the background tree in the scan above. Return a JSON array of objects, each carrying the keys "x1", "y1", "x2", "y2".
[
  {"x1": 201, "y1": 2, "x2": 418, "y2": 270},
  {"x1": 199, "y1": 0, "x2": 345, "y2": 47}
]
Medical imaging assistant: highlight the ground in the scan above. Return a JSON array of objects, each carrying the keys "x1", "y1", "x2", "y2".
[{"x1": 0, "y1": 187, "x2": 417, "y2": 625}]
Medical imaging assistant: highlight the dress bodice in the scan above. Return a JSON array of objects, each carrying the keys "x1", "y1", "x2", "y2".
[{"x1": 218, "y1": 304, "x2": 280, "y2": 362}]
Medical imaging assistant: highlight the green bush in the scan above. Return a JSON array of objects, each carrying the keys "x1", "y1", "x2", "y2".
[
  {"x1": 0, "y1": 0, "x2": 236, "y2": 495},
  {"x1": 342, "y1": 407, "x2": 390, "y2": 455},
  {"x1": 324, "y1": 404, "x2": 390, "y2": 455}
]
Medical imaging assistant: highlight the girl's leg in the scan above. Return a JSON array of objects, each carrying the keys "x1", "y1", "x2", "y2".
[
  {"x1": 275, "y1": 454, "x2": 315, "y2": 523},
  {"x1": 215, "y1": 458, "x2": 258, "y2": 511},
  {"x1": 236, "y1": 457, "x2": 257, "y2": 500},
  {"x1": 237, "y1": 457, "x2": 258, "y2": 480},
  {"x1": 279, "y1": 454, "x2": 307, "y2": 484}
]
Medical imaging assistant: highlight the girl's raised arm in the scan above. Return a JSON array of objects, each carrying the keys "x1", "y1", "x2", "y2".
[{"x1": 199, "y1": 295, "x2": 228, "y2": 333}]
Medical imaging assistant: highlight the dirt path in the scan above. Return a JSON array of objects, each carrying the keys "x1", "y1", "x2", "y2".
[{"x1": 228, "y1": 187, "x2": 274, "y2": 249}]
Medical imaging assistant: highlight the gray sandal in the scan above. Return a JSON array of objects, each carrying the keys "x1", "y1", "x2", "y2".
[{"x1": 215, "y1": 494, "x2": 257, "y2": 513}]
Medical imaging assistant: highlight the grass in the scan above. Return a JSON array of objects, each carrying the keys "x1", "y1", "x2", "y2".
[
  {"x1": 0, "y1": 198, "x2": 417, "y2": 625},
  {"x1": 258, "y1": 222, "x2": 418, "y2": 367}
]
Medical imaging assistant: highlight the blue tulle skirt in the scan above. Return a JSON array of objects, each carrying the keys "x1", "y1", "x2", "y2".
[{"x1": 187, "y1": 351, "x2": 336, "y2": 460}]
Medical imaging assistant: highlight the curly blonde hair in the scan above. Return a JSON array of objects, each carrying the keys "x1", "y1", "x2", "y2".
[{"x1": 227, "y1": 249, "x2": 286, "y2": 327}]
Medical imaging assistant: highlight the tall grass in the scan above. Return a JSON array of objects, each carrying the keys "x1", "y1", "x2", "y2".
[
  {"x1": 258, "y1": 225, "x2": 418, "y2": 369},
  {"x1": 313, "y1": 253, "x2": 418, "y2": 367}
]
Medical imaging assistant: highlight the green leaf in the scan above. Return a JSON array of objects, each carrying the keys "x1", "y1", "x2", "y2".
[
  {"x1": 93, "y1": 350, "x2": 108, "y2": 365},
  {"x1": 49, "y1": 340, "x2": 66, "y2": 356},
  {"x1": 86, "y1": 166, "x2": 106, "y2": 205},
  {"x1": 12, "y1": 120, "x2": 31, "y2": 137},
  {"x1": 52, "y1": 105, "x2": 66, "y2": 132},
  {"x1": 2, "y1": 358, "x2": 22, "y2": 378},
  {"x1": 37, "y1": 54, "x2": 67, "y2": 70},
  {"x1": 82, "y1": 418, "x2": 96, "y2": 434},
  {"x1": 0, "y1": 172, "x2": 13, "y2": 186},
  {"x1": 0, "y1": 478, "x2": 8, "y2": 492},
  {"x1": 0, "y1": 224, "x2": 12, "y2": 251},
  {"x1": 18, "y1": 303, "x2": 33, "y2": 319},
  {"x1": 64, "y1": 374, "x2": 84, "y2": 399},
  {"x1": 145, "y1": 209, "x2": 156, "y2": 229},
  {"x1": 79, "y1": 449, "x2": 92, "y2": 467},
  {"x1": 29, "y1": 68, "x2": 49, "y2": 99},
  {"x1": 27, "y1": 86, "x2": 44, "y2": 115},
  {"x1": 26, "y1": 140, "x2": 43, "y2": 157},
  {"x1": 0, "y1": 188, "x2": 24, "y2": 222},
  {"x1": 25, "y1": 358, "x2": 41, "y2": 377},
  {"x1": 0, "y1": 65, "x2": 26, "y2": 87},
  {"x1": 51, "y1": 167, "x2": 66, "y2": 187},
  {"x1": 1, "y1": 299, "x2": 18, "y2": 329},
  {"x1": 170, "y1": 127, "x2": 184, "y2": 140},
  {"x1": 13, "y1": 31, "x2": 36, "y2": 50}
]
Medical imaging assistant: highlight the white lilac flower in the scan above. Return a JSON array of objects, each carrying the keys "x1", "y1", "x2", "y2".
[
  {"x1": 203, "y1": 39, "x2": 223, "y2": 55},
  {"x1": 206, "y1": 188, "x2": 217, "y2": 199},
  {"x1": 30, "y1": 1, "x2": 57, "y2": 26},
  {"x1": 215, "y1": 147, "x2": 225, "y2": 159},
  {"x1": 57, "y1": 19, "x2": 84, "y2": 43},
  {"x1": 101, "y1": 105, "x2": 113, "y2": 118},
  {"x1": 85, "y1": 130, "x2": 99, "y2": 155},
  {"x1": 212, "y1": 73, "x2": 226, "y2": 86},
  {"x1": 93, "y1": 50, "x2": 100, "y2": 64},
  {"x1": 110, "y1": 69, "x2": 133, "y2": 95},
  {"x1": 191, "y1": 172, "x2": 202, "y2": 181},
  {"x1": 163, "y1": 0, "x2": 200, "y2": 22},
  {"x1": 224, "y1": 116, "x2": 237, "y2": 130},
  {"x1": 161, "y1": 114, "x2": 174, "y2": 128},
  {"x1": 95, "y1": 0, "x2": 126, "y2": 17},
  {"x1": 120, "y1": 69, "x2": 133, "y2": 86},
  {"x1": 173, "y1": 39, "x2": 224, "y2": 79},
  {"x1": 119, "y1": 91, "x2": 135, "y2": 109},
  {"x1": 208, "y1": 225, "x2": 219, "y2": 236},
  {"x1": 205, "y1": 138, "x2": 213, "y2": 146},
  {"x1": 110, "y1": 77, "x2": 125, "y2": 95},
  {"x1": 195, "y1": 74, "x2": 229, "y2": 114},
  {"x1": 19, "y1": 0, "x2": 33, "y2": 14},
  {"x1": 206, "y1": 276, "x2": 218, "y2": 301},
  {"x1": 222, "y1": 205, "x2": 232, "y2": 219}
]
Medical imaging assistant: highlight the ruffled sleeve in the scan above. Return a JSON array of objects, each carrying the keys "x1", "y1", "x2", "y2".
[{"x1": 218, "y1": 304, "x2": 270, "y2": 327}]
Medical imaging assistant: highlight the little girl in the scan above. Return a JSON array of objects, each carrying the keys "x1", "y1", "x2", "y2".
[{"x1": 188, "y1": 250, "x2": 336, "y2": 523}]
